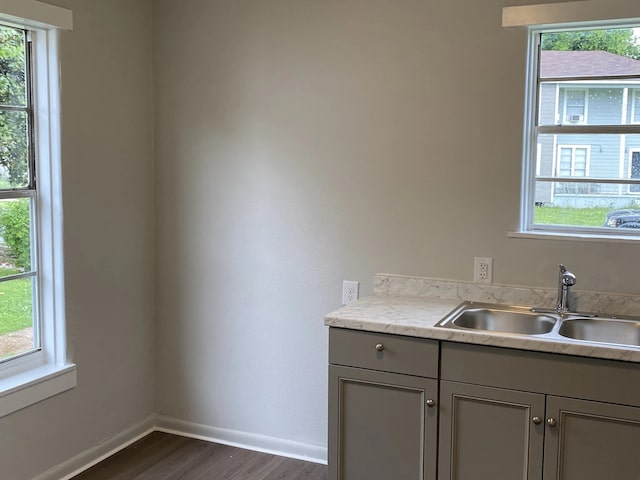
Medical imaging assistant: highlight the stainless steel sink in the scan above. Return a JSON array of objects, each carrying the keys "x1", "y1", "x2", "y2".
[
  {"x1": 436, "y1": 301, "x2": 640, "y2": 349},
  {"x1": 436, "y1": 302, "x2": 558, "y2": 335},
  {"x1": 559, "y1": 318, "x2": 640, "y2": 347}
]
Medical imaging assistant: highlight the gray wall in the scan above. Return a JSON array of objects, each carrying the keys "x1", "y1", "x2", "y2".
[
  {"x1": 5, "y1": 0, "x2": 640, "y2": 478},
  {"x1": 154, "y1": 0, "x2": 640, "y2": 457},
  {"x1": 0, "y1": 1, "x2": 155, "y2": 479}
]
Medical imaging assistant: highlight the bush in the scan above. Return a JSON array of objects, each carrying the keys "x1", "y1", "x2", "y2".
[{"x1": 0, "y1": 199, "x2": 30, "y2": 269}]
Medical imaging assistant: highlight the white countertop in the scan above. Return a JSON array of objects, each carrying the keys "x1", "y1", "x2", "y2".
[{"x1": 325, "y1": 294, "x2": 640, "y2": 363}]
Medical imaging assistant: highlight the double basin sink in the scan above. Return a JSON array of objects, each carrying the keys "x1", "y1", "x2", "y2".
[{"x1": 436, "y1": 301, "x2": 640, "y2": 348}]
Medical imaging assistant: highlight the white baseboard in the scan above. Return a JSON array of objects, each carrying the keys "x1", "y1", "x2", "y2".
[
  {"x1": 32, "y1": 414, "x2": 156, "y2": 480},
  {"x1": 31, "y1": 414, "x2": 327, "y2": 480},
  {"x1": 156, "y1": 415, "x2": 328, "y2": 465}
]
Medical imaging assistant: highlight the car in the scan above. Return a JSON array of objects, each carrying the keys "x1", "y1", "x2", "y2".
[{"x1": 603, "y1": 209, "x2": 640, "y2": 228}]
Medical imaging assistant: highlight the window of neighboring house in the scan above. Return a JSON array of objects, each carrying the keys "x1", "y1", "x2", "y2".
[
  {"x1": 630, "y1": 150, "x2": 640, "y2": 193},
  {"x1": 556, "y1": 146, "x2": 590, "y2": 195},
  {"x1": 563, "y1": 89, "x2": 587, "y2": 124},
  {"x1": 0, "y1": 2, "x2": 74, "y2": 418},
  {"x1": 557, "y1": 146, "x2": 589, "y2": 177},
  {"x1": 515, "y1": 20, "x2": 640, "y2": 237},
  {"x1": 632, "y1": 90, "x2": 640, "y2": 124}
]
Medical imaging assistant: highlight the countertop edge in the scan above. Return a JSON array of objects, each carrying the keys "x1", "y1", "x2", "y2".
[{"x1": 325, "y1": 295, "x2": 640, "y2": 364}]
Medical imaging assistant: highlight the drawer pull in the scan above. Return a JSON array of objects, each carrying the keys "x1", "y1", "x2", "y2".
[
  {"x1": 375, "y1": 343, "x2": 385, "y2": 352},
  {"x1": 547, "y1": 417, "x2": 557, "y2": 427},
  {"x1": 426, "y1": 399, "x2": 436, "y2": 408},
  {"x1": 532, "y1": 416, "x2": 542, "y2": 425}
]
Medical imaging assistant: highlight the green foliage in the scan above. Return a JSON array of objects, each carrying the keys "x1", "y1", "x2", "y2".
[
  {"x1": 542, "y1": 29, "x2": 640, "y2": 60},
  {"x1": 0, "y1": 200, "x2": 30, "y2": 269},
  {"x1": 0, "y1": 26, "x2": 28, "y2": 187}
]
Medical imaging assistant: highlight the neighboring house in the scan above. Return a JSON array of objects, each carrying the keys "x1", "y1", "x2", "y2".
[{"x1": 536, "y1": 50, "x2": 640, "y2": 207}]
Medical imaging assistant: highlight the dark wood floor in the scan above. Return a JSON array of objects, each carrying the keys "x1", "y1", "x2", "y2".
[{"x1": 71, "y1": 431, "x2": 327, "y2": 480}]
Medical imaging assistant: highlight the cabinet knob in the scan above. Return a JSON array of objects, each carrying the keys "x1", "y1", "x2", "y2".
[
  {"x1": 375, "y1": 343, "x2": 384, "y2": 352},
  {"x1": 547, "y1": 417, "x2": 557, "y2": 427},
  {"x1": 532, "y1": 416, "x2": 542, "y2": 425},
  {"x1": 426, "y1": 399, "x2": 436, "y2": 408}
]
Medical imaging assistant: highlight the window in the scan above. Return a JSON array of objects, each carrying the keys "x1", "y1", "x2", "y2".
[
  {"x1": 0, "y1": 2, "x2": 73, "y2": 418},
  {"x1": 563, "y1": 89, "x2": 587, "y2": 124},
  {"x1": 632, "y1": 90, "x2": 640, "y2": 124},
  {"x1": 630, "y1": 150, "x2": 640, "y2": 193},
  {"x1": 521, "y1": 23, "x2": 640, "y2": 236},
  {"x1": 0, "y1": 25, "x2": 37, "y2": 363},
  {"x1": 557, "y1": 146, "x2": 589, "y2": 177}
]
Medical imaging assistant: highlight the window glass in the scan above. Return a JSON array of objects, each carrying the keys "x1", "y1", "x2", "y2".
[
  {"x1": 0, "y1": 110, "x2": 29, "y2": 188},
  {"x1": 527, "y1": 26, "x2": 640, "y2": 234},
  {"x1": 0, "y1": 26, "x2": 36, "y2": 363},
  {"x1": 0, "y1": 26, "x2": 27, "y2": 108}
]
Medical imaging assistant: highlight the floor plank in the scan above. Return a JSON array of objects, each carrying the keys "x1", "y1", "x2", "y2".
[{"x1": 71, "y1": 432, "x2": 327, "y2": 480}]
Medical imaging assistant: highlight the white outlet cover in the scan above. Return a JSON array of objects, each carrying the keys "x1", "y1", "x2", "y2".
[
  {"x1": 342, "y1": 280, "x2": 360, "y2": 305},
  {"x1": 473, "y1": 257, "x2": 493, "y2": 284}
]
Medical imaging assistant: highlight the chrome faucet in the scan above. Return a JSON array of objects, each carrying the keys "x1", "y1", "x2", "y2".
[{"x1": 556, "y1": 264, "x2": 576, "y2": 313}]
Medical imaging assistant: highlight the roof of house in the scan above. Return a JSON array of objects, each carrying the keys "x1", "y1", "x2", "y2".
[{"x1": 540, "y1": 50, "x2": 640, "y2": 78}]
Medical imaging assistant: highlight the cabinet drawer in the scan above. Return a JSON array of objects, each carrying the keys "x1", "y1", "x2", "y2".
[
  {"x1": 329, "y1": 328, "x2": 438, "y2": 378},
  {"x1": 441, "y1": 341, "x2": 640, "y2": 406}
]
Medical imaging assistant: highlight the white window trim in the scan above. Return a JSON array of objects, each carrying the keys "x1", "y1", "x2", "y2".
[
  {"x1": 505, "y1": 1, "x2": 640, "y2": 240},
  {"x1": 0, "y1": 1, "x2": 74, "y2": 418}
]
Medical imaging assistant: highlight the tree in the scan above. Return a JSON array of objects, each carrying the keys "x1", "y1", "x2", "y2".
[
  {"x1": 0, "y1": 199, "x2": 30, "y2": 270},
  {"x1": 0, "y1": 27, "x2": 30, "y2": 270},
  {"x1": 0, "y1": 26, "x2": 28, "y2": 188},
  {"x1": 542, "y1": 29, "x2": 640, "y2": 60}
]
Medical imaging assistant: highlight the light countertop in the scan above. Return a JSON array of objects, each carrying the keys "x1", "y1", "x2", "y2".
[{"x1": 325, "y1": 294, "x2": 640, "y2": 363}]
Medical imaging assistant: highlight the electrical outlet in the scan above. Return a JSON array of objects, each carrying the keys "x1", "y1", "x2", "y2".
[
  {"x1": 342, "y1": 280, "x2": 359, "y2": 306},
  {"x1": 474, "y1": 257, "x2": 493, "y2": 284}
]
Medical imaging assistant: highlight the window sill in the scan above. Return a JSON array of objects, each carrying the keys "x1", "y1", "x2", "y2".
[
  {"x1": 0, "y1": 362, "x2": 76, "y2": 418},
  {"x1": 509, "y1": 230, "x2": 640, "y2": 244}
]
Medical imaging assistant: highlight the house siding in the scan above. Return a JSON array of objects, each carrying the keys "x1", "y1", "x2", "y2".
[{"x1": 537, "y1": 81, "x2": 640, "y2": 207}]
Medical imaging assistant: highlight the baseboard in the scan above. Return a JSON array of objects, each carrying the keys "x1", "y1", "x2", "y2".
[
  {"x1": 156, "y1": 415, "x2": 328, "y2": 465},
  {"x1": 31, "y1": 414, "x2": 327, "y2": 480},
  {"x1": 32, "y1": 414, "x2": 156, "y2": 480}
]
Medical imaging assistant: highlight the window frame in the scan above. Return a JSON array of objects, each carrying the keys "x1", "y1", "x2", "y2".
[
  {"x1": 519, "y1": 23, "x2": 640, "y2": 239},
  {"x1": 0, "y1": 2, "x2": 74, "y2": 418}
]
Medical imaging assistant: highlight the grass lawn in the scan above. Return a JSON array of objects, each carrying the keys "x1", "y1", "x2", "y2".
[
  {"x1": 534, "y1": 205, "x2": 610, "y2": 227},
  {"x1": 0, "y1": 267, "x2": 32, "y2": 336}
]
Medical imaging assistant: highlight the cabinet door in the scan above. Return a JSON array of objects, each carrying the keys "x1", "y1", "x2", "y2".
[
  {"x1": 438, "y1": 381, "x2": 545, "y2": 480},
  {"x1": 544, "y1": 396, "x2": 640, "y2": 480},
  {"x1": 328, "y1": 365, "x2": 438, "y2": 480}
]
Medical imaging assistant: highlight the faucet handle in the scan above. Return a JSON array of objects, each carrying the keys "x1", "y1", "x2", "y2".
[{"x1": 562, "y1": 273, "x2": 576, "y2": 286}]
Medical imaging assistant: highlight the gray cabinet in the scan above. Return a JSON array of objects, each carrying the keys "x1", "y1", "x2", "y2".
[
  {"x1": 544, "y1": 396, "x2": 640, "y2": 480},
  {"x1": 328, "y1": 328, "x2": 439, "y2": 480},
  {"x1": 438, "y1": 381, "x2": 544, "y2": 480},
  {"x1": 438, "y1": 382, "x2": 640, "y2": 480},
  {"x1": 328, "y1": 330, "x2": 640, "y2": 480},
  {"x1": 441, "y1": 341, "x2": 640, "y2": 480}
]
